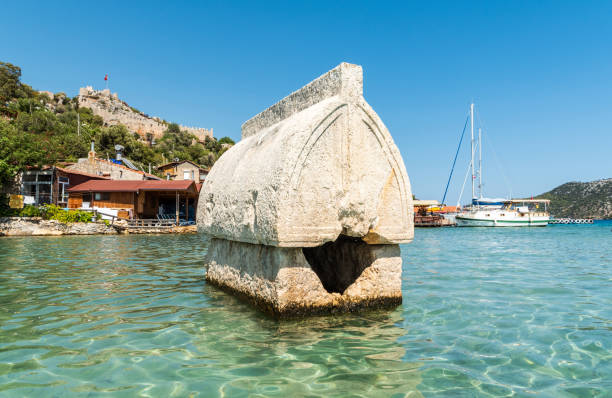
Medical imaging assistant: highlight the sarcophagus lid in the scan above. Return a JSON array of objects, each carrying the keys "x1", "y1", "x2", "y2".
[{"x1": 197, "y1": 63, "x2": 413, "y2": 247}]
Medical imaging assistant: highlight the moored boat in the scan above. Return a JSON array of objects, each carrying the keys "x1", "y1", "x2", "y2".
[
  {"x1": 456, "y1": 199, "x2": 550, "y2": 227},
  {"x1": 444, "y1": 102, "x2": 550, "y2": 227}
]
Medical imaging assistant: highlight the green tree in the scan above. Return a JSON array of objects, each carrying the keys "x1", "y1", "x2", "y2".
[
  {"x1": 218, "y1": 136, "x2": 235, "y2": 145},
  {"x1": 166, "y1": 123, "x2": 181, "y2": 135},
  {"x1": 157, "y1": 124, "x2": 198, "y2": 162},
  {"x1": 94, "y1": 124, "x2": 159, "y2": 169},
  {"x1": 0, "y1": 62, "x2": 35, "y2": 107}
]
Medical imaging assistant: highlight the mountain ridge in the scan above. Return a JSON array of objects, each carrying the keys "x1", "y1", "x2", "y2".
[{"x1": 536, "y1": 178, "x2": 612, "y2": 219}]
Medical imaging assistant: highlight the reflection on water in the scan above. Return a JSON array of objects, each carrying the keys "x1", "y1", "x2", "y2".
[
  {"x1": 0, "y1": 224, "x2": 610, "y2": 396},
  {"x1": 0, "y1": 235, "x2": 420, "y2": 397},
  {"x1": 186, "y1": 301, "x2": 422, "y2": 397}
]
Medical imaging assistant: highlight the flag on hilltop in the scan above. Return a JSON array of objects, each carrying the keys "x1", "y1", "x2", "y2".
[{"x1": 104, "y1": 74, "x2": 108, "y2": 81}]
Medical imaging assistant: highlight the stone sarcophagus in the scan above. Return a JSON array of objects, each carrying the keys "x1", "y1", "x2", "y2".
[{"x1": 197, "y1": 63, "x2": 413, "y2": 317}]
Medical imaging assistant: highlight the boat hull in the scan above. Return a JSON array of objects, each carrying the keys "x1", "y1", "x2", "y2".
[{"x1": 456, "y1": 215, "x2": 549, "y2": 227}]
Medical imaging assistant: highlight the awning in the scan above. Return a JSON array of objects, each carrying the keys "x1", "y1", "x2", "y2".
[{"x1": 67, "y1": 180, "x2": 198, "y2": 194}]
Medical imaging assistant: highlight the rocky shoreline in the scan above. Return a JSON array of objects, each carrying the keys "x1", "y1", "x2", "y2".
[
  {"x1": 0, "y1": 217, "x2": 197, "y2": 236},
  {"x1": 0, "y1": 217, "x2": 119, "y2": 236}
]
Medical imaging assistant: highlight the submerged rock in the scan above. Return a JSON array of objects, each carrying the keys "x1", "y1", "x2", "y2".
[{"x1": 197, "y1": 63, "x2": 413, "y2": 317}]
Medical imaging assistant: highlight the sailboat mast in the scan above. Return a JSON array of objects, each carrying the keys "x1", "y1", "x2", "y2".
[
  {"x1": 478, "y1": 127, "x2": 482, "y2": 198},
  {"x1": 470, "y1": 102, "x2": 475, "y2": 200}
]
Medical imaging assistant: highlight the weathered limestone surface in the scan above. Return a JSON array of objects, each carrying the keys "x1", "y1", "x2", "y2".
[
  {"x1": 198, "y1": 63, "x2": 413, "y2": 247},
  {"x1": 197, "y1": 63, "x2": 413, "y2": 317},
  {"x1": 205, "y1": 238, "x2": 402, "y2": 317},
  {"x1": 0, "y1": 218, "x2": 199, "y2": 236},
  {"x1": 0, "y1": 217, "x2": 119, "y2": 236}
]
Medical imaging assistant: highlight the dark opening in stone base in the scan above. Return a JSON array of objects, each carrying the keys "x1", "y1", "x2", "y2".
[{"x1": 302, "y1": 235, "x2": 374, "y2": 294}]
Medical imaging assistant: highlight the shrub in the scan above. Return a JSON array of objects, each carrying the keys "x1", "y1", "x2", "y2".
[
  {"x1": 19, "y1": 205, "x2": 42, "y2": 217},
  {"x1": 0, "y1": 195, "x2": 17, "y2": 217},
  {"x1": 7, "y1": 204, "x2": 101, "y2": 223},
  {"x1": 218, "y1": 136, "x2": 235, "y2": 145},
  {"x1": 41, "y1": 204, "x2": 96, "y2": 223}
]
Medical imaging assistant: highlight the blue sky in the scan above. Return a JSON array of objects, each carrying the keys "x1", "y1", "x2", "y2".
[{"x1": 2, "y1": 1, "x2": 611, "y2": 202}]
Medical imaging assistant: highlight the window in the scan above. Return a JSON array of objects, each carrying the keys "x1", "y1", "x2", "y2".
[
  {"x1": 22, "y1": 174, "x2": 38, "y2": 182},
  {"x1": 94, "y1": 192, "x2": 110, "y2": 201},
  {"x1": 82, "y1": 193, "x2": 92, "y2": 208},
  {"x1": 183, "y1": 170, "x2": 194, "y2": 180},
  {"x1": 58, "y1": 177, "x2": 70, "y2": 204}
]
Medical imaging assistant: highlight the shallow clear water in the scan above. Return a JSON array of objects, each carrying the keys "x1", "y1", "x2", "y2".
[{"x1": 0, "y1": 223, "x2": 610, "y2": 397}]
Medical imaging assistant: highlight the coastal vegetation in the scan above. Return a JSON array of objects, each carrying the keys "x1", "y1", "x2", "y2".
[
  {"x1": 0, "y1": 61, "x2": 234, "y2": 190},
  {"x1": 2, "y1": 203, "x2": 102, "y2": 223},
  {"x1": 537, "y1": 178, "x2": 612, "y2": 219}
]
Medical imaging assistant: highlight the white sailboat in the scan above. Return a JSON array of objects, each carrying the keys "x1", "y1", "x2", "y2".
[
  {"x1": 454, "y1": 103, "x2": 550, "y2": 227},
  {"x1": 456, "y1": 199, "x2": 551, "y2": 227}
]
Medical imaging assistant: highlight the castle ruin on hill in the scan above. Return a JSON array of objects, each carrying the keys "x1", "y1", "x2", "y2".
[{"x1": 78, "y1": 86, "x2": 213, "y2": 142}]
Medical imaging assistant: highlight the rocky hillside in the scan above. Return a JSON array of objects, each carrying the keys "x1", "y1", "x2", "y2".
[
  {"x1": 537, "y1": 178, "x2": 612, "y2": 219},
  {"x1": 77, "y1": 86, "x2": 213, "y2": 142},
  {"x1": 0, "y1": 61, "x2": 234, "y2": 192}
]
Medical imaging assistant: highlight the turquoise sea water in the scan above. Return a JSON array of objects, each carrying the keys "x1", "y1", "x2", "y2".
[{"x1": 0, "y1": 223, "x2": 610, "y2": 397}]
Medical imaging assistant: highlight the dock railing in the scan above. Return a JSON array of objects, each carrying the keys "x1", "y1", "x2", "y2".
[
  {"x1": 549, "y1": 218, "x2": 594, "y2": 224},
  {"x1": 125, "y1": 215, "x2": 195, "y2": 228},
  {"x1": 126, "y1": 215, "x2": 175, "y2": 228},
  {"x1": 75, "y1": 209, "x2": 195, "y2": 228}
]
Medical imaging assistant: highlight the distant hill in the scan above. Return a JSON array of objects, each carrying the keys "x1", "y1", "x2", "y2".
[{"x1": 536, "y1": 179, "x2": 612, "y2": 219}]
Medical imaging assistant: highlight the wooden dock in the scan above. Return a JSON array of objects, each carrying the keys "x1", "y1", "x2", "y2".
[{"x1": 414, "y1": 214, "x2": 456, "y2": 227}]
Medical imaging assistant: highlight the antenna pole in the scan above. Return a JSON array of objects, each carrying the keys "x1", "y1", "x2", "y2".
[
  {"x1": 478, "y1": 127, "x2": 482, "y2": 198},
  {"x1": 470, "y1": 102, "x2": 475, "y2": 200}
]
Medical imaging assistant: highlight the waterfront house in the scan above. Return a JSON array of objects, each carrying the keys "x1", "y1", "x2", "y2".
[
  {"x1": 67, "y1": 179, "x2": 200, "y2": 221},
  {"x1": 20, "y1": 166, "x2": 109, "y2": 207},
  {"x1": 17, "y1": 145, "x2": 162, "y2": 208},
  {"x1": 157, "y1": 160, "x2": 208, "y2": 183},
  {"x1": 19, "y1": 144, "x2": 159, "y2": 207}
]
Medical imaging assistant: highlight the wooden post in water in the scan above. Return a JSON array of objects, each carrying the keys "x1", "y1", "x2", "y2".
[
  {"x1": 175, "y1": 191, "x2": 179, "y2": 225},
  {"x1": 185, "y1": 197, "x2": 189, "y2": 221}
]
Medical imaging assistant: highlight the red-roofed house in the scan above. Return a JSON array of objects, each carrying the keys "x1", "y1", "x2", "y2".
[
  {"x1": 20, "y1": 166, "x2": 109, "y2": 207},
  {"x1": 18, "y1": 146, "x2": 162, "y2": 208},
  {"x1": 67, "y1": 180, "x2": 200, "y2": 221}
]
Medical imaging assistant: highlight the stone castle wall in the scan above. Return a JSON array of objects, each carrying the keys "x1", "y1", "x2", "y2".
[{"x1": 78, "y1": 86, "x2": 213, "y2": 141}]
